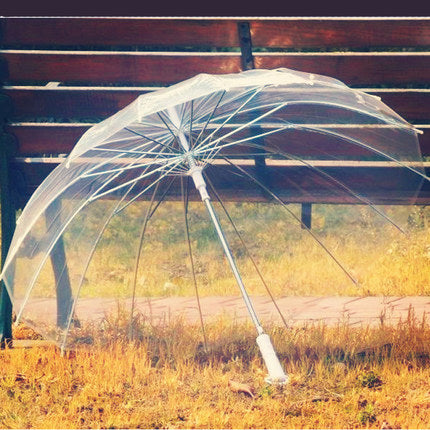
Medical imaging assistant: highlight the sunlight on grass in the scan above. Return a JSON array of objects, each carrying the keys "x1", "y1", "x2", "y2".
[
  {"x1": 12, "y1": 203, "x2": 430, "y2": 300},
  {"x1": 3, "y1": 312, "x2": 430, "y2": 429}
]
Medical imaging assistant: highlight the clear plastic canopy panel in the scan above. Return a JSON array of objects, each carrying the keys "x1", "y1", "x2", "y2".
[{"x1": 1, "y1": 68, "x2": 426, "y2": 349}]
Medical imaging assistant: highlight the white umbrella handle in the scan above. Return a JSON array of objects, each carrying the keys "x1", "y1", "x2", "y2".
[{"x1": 257, "y1": 333, "x2": 288, "y2": 384}]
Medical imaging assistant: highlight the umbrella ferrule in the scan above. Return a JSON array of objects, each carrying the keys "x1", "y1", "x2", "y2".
[{"x1": 188, "y1": 165, "x2": 210, "y2": 201}]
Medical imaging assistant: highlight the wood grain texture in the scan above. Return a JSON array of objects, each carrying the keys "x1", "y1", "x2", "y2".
[
  {"x1": 371, "y1": 92, "x2": 430, "y2": 122},
  {"x1": 11, "y1": 161, "x2": 430, "y2": 205},
  {"x1": 2, "y1": 18, "x2": 429, "y2": 207},
  {"x1": 6, "y1": 124, "x2": 430, "y2": 157},
  {"x1": 2, "y1": 18, "x2": 429, "y2": 49},
  {"x1": 254, "y1": 54, "x2": 430, "y2": 86},
  {"x1": 6, "y1": 125, "x2": 88, "y2": 154},
  {"x1": 2, "y1": 51, "x2": 429, "y2": 86},
  {"x1": 5, "y1": 88, "x2": 430, "y2": 123},
  {"x1": 4, "y1": 88, "x2": 145, "y2": 119},
  {"x1": 0, "y1": 18, "x2": 240, "y2": 47},
  {"x1": 1, "y1": 52, "x2": 242, "y2": 85},
  {"x1": 250, "y1": 19, "x2": 430, "y2": 49}
]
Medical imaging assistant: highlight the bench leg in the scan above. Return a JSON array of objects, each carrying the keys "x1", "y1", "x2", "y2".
[
  {"x1": 0, "y1": 138, "x2": 16, "y2": 347},
  {"x1": 301, "y1": 203, "x2": 312, "y2": 229},
  {"x1": 45, "y1": 201, "x2": 73, "y2": 329}
]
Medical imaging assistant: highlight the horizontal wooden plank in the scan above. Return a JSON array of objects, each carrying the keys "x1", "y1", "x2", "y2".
[
  {"x1": 2, "y1": 18, "x2": 429, "y2": 50},
  {"x1": 368, "y1": 91, "x2": 430, "y2": 123},
  {"x1": 4, "y1": 87, "x2": 430, "y2": 123},
  {"x1": 3, "y1": 87, "x2": 146, "y2": 119},
  {"x1": 250, "y1": 19, "x2": 430, "y2": 49},
  {"x1": 10, "y1": 160, "x2": 430, "y2": 205},
  {"x1": 2, "y1": 51, "x2": 429, "y2": 86},
  {"x1": 6, "y1": 123, "x2": 430, "y2": 157},
  {"x1": 6, "y1": 124, "x2": 88, "y2": 154},
  {"x1": 254, "y1": 53, "x2": 430, "y2": 86},
  {"x1": 0, "y1": 18, "x2": 241, "y2": 47},
  {"x1": 0, "y1": 51, "x2": 242, "y2": 85},
  {"x1": 202, "y1": 163, "x2": 430, "y2": 205}
]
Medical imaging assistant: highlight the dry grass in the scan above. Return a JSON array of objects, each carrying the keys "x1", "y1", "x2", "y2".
[
  {"x1": 87, "y1": 226, "x2": 430, "y2": 297},
  {"x1": 2, "y1": 311, "x2": 430, "y2": 429},
  {"x1": 22, "y1": 204, "x2": 430, "y2": 300},
  {"x1": 3, "y1": 204, "x2": 429, "y2": 428}
]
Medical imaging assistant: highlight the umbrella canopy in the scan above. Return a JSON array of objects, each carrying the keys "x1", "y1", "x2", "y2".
[{"x1": 1, "y1": 68, "x2": 426, "y2": 382}]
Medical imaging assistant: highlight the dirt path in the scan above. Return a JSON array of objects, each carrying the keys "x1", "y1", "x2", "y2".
[{"x1": 22, "y1": 295, "x2": 430, "y2": 327}]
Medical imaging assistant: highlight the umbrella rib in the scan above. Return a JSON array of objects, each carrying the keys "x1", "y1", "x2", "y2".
[
  {"x1": 78, "y1": 138, "x2": 172, "y2": 182},
  {"x1": 197, "y1": 126, "x2": 426, "y2": 220},
  {"x1": 242, "y1": 141, "x2": 406, "y2": 233},
  {"x1": 193, "y1": 90, "x2": 226, "y2": 147},
  {"x1": 82, "y1": 155, "x2": 184, "y2": 179},
  {"x1": 205, "y1": 174, "x2": 290, "y2": 330},
  {"x1": 197, "y1": 124, "x2": 288, "y2": 166},
  {"x1": 16, "y1": 147, "x2": 176, "y2": 326},
  {"x1": 297, "y1": 125, "x2": 430, "y2": 182},
  {"x1": 88, "y1": 158, "x2": 183, "y2": 201},
  {"x1": 91, "y1": 146, "x2": 176, "y2": 157},
  {"x1": 115, "y1": 173, "x2": 177, "y2": 216},
  {"x1": 60, "y1": 178, "x2": 143, "y2": 352},
  {"x1": 16, "y1": 150, "x2": 167, "y2": 323},
  {"x1": 196, "y1": 124, "x2": 427, "y2": 221},
  {"x1": 195, "y1": 100, "x2": 289, "y2": 156},
  {"x1": 222, "y1": 157, "x2": 359, "y2": 286},
  {"x1": 205, "y1": 99, "x2": 414, "y2": 133},
  {"x1": 127, "y1": 176, "x2": 179, "y2": 325},
  {"x1": 195, "y1": 95, "x2": 421, "y2": 167},
  {"x1": 281, "y1": 99, "x2": 415, "y2": 130},
  {"x1": 14, "y1": 187, "x2": 111, "y2": 324},
  {"x1": 193, "y1": 86, "x2": 263, "y2": 152},
  {"x1": 84, "y1": 145, "x2": 176, "y2": 206},
  {"x1": 181, "y1": 176, "x2": 208, "y2": 351},
  {"x1": 86, "y1": 163, "x2": 152, "y2": 198},
  {"x1": 124, "y1": 126, "x2": 179, "y2": 154},
  {"x1": 1, "y1": 160, "x2": 126, "y2": 280},
  {"x1": 82, "y1": 140, "x2": 178, "y2": 179},
  {"x1": 156, "y1": 112, "x2": 183, "y2": 151},
  {"x1": 129, "y1": 181, "x2": 161, "y2": 341},
  {"x1": 189, "y1": 100, "x2": 194, "y2": 149}
]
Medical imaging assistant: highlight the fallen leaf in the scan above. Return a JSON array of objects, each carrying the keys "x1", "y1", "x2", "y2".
[
  {"x1": 15, "y1": 373, "x2": 28, "y2": 383},
  {"x1": 311, "y1": 396, "x2": 331, "y2": 403},
  {"x1": 228, "y1": 380, "x2": 255, "y2": 398}
]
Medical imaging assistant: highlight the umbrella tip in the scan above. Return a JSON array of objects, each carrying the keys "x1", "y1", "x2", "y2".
[{"x1": 264, "y1": 375, "x2": 289, "y2": 386}]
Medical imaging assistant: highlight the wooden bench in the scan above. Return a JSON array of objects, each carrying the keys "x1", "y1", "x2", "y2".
[{"x1": 1, "y1": 17, "x2": 430, "y2": 343}]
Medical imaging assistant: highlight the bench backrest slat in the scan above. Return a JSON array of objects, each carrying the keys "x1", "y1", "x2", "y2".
[
  {"x1": 0, "y1": 18, "x2": 241, "y2": 47},
  {"x1": 1, "y1": 17, "x2": 429, "y2": 205}
]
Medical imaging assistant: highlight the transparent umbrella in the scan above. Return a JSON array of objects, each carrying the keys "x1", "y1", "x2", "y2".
[{"x1": 1, "y1": 68, "x2": 427, "y2": 384}]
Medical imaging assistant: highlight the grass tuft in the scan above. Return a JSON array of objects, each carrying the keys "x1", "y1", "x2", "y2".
[{"x1": 2, "y1": 313, "x2": 430, "y2": 428}]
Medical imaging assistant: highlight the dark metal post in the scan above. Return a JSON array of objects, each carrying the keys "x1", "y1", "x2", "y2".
[
  {"x1": 301, "y1": 202, "x2": 312, "y2": 229},
  {"x1": 238, "y1": 22, "x2": 269, "y2": 192},
  {"x1": 238, "y1": 21, "x2": 255, "y2": 71}
]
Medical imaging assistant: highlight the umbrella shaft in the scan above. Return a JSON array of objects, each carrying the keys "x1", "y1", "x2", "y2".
[
  {"x1": 202, "y1": 197, "x2": 263, "y2": 335},
  {"x1": 198, "y1": 179, "x2": 287, "y2": 384},
  {"x1": 171, "y1": 106, "x2": 263, "y2": 333}
]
